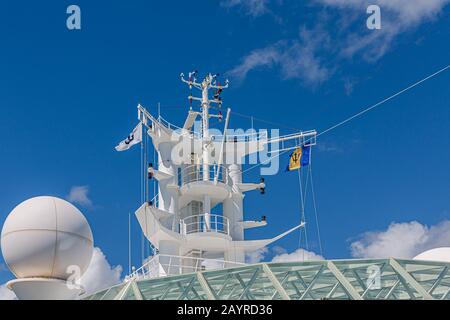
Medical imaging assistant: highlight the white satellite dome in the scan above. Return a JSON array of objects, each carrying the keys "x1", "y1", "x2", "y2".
[
  {"x1": 413, "y1": 247, "x2": 450, "y2": 263},
  {"x1": 1, "y1": 196, "x2": 93, "y2": 280}
]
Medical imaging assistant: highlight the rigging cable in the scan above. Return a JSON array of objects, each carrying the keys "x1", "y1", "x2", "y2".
[
  {"x1": 317, "y1": 64, "x2": 450, "y2": 137},
  {"x1": 240, "y1": 64, "x2": 450, "y2": 175},
  {"x1": 309, "y1": 158, "x2": 323, "y2": 257},
  {"x1": 208, "y1": 104, "x2": 302, "y2": 132},
  {"x1": 299, "y1": 153, "x2": 313, "y2": 252},
  {"x1": 128, "y1": 212, "x2": 132, "y2": 274},
  {"x1": 152, "y1": 145, "x2": 157, "y2": 256},
  {"x1": 297, "y1": 167, "x2": 310, "y2": 254},
  {"x1": 230, "y1": 110, "x2": 301, "y2": 132},
  {"x1": 145, "y1": 130, "x2": 150, "y2": 259},
  {"x1": 139, "y1": 128, "x2": 144, "y2": 267},
  {"x1": 297, "y1": 167, "x2": 305, "y2": 248}
]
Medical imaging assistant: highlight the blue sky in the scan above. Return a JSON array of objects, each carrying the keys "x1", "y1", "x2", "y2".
[{"x1": 0, "y1": 1, "x2": 450, "y2": 286}]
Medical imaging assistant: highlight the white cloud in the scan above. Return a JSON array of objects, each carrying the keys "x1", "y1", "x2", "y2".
[
  {"x1": 0, "y1": 284, "x2": 16, "y2": 300},
  {"x1": 272, "y1": 248, "x2": 324, "y2": 262},
  {"x1": 246, "y1": 247, "x2": 269, "y2": 263},
  {"x1": 317, "y1": 0, "x2": 449, "y2": 25},
  {"x1": 228, "y1": 26, "x2": 331, "y2": 86},
  {"x1": 0, "y1": 247, "x2": 122, "y2": 299},
  {"x1": 246, "y1": 246, "x2": 324, "y2": 263},
  {"x1": 350, "y1": 220, "x2": 450, "y2": 259},
  {"x1": 79, "y1": 247, "x2": 123, "y2": 295},
  {"x1": 221, "y1": 0, "x2": 270, "y2": 17},
  {"x1": 315, "y1": 0, "x2": 450, "y2": 61},
  {"x1": 272, "y1": 245, "x2": 288, "y2": 255},
  {"x1": 227, "y1": 0, "x2": 450, "y2": 87},
  {"x1": 66, "y1": 185, "x2": 93, "y2": 207},
  {"x1": 228, "y1": 45, "x2": 280, "y2": 81}
]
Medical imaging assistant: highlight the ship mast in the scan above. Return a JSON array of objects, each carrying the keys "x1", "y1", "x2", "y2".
[
  {"x1": 134, "y1": 71, "x2": 314, "y2": 278},
  {"x1": 180, "y1": 72, "x2": 229, "y2": 230}
]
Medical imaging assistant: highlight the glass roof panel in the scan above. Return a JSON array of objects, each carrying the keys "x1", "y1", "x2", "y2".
[{"x1": 82, "y1": 258, "x2": 450, "y2": 300}]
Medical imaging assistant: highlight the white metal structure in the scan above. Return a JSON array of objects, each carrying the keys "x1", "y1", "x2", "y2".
[
  {"x1": 1, "y1": 196, "x2": 93, "y2": 300},
  {"x1": 134, "y1": 72, "x2": 315, "y2": 278},
  {"x1": 414, "y1": 248, "x2": 450, "y2": 263}
]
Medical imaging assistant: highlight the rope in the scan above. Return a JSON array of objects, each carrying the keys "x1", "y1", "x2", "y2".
[
  {"x1": 309, "y1": 160, "x2": 323, "y2": 257},
  {"x1": 296, "y1": 168, "x2": 304, "y2": 260},
  {"x1": 208, "y1": 104, "x2": 301, "y2": 132},
  {"x1": 297, "y1": 168, "x2": 310, "y2": 253},
  {"x1": 140, "y1": 131, "x2": 144, "y2": 265},
  {"x1": 144, "y1": 132, "x2": 149, "y2": 259},
  {"x1": 151, "y1": 146, "x2": 157, "y2": 257},
  {"x1": 230, "y1": 110, "x2": 301, "y2": 132},
  {"x1": 296, "y1": 138, "x2": 311, "y2": 256},
  {"x1": 318, "y1": 64, "x2": 450, "y2": 137},
  {"x1": 128, "y1": 212, "x2": 132, "y2": 274},
  {"x1": 153, "y1": 148, "x2": 156, "y2": 200},
  {"x1": 140, "y1": 135, "x2": 143, "y2": 204}
]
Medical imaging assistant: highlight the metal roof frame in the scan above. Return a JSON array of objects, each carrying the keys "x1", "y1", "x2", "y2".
[{"x1": 84, "y1": 258, "x2": 450, "y2": 300}]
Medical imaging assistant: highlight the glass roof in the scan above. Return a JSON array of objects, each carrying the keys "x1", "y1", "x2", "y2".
[{"x1": 83, "y1": 258, "x2": 450, "y2": 300}]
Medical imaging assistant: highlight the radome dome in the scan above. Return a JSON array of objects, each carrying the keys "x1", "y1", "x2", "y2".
[
  {"x1": 1, "y1": 196, "x2": 93, "y2": 280},
  {"x1": 413, "y1": 247, "x2": 450, "y2": 263}
]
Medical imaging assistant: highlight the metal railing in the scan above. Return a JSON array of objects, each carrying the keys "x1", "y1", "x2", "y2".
[
  {"x1": 180, "y1": 164, "x2": 228, "y2": 185},
  {"x1": 128, "y1": 254, "x2": 246, "y2": 280},
  {"x1": 180, "y1": 214, "x2": 230, "y2": 236},
  {"x1": 158, "y1": 114, "x2": 269, "y2": 143},
  {"x1": 211, "y1": 130, "x2": 268, "y2": 143},
  {"x1": 157, "y1": 116, "x2": 202, "y2": 139}
]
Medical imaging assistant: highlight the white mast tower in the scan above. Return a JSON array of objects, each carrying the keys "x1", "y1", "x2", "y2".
[{"x1": 133, "y1": 72, "x2": 316, "y2": 278}]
